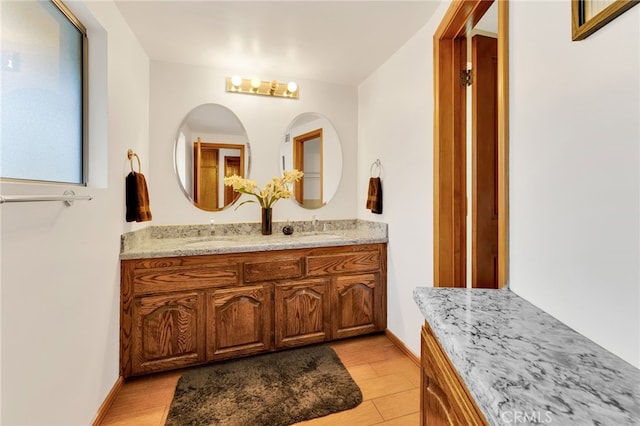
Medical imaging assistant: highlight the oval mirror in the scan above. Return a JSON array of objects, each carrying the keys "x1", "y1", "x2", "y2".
[
  {"x1": 174, "y1": 103, "x2": 250, "y2": 211},
  {"x1": 280, "y1": 113, "x2": 343, "y2": 209}
]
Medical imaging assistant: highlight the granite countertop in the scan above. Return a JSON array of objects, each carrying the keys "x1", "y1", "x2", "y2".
[
  {"x1": 413, "y1": 287, "x2": 640, "y2": 425},
  {"x1": 120, "y1": 219, "x2": 387, "y2": 259}
]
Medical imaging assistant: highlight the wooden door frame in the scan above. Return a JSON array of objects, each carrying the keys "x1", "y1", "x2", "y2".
[
  {"x1": 433, "y1": 0, "x2": 509, "y2": 288},
  {"x1": 193, "y1": 141, "x2": 245, "y2": 210},
  {"x1": 293, "y1": 128, "x2": 324, "y2": 205},
  {"x1": 193, "y1": 142, "x2": 219, "y2": 207}
]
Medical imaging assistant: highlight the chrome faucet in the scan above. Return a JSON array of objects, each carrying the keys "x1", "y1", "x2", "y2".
[{"x1": 311, "y1": 215, "x2": 318, "y2": 232}]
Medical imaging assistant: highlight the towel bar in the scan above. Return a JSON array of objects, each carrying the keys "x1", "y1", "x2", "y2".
[{"x1": 0, "y1": 190, "x2": 93, "y2": 206}]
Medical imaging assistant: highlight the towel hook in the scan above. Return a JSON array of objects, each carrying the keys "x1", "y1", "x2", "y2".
[
  {"x1": 370, "y1": 159, "x2": 382, "y2": 178},
  {"x1": 127, "y1": 149, "x2": 141, "y2": 173}
]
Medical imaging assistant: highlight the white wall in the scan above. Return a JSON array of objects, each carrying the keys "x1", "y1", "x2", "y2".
[
  {"x1": 0, "y1": 1, "x2": 149, "y2": 424},
  {"x1": 357, "y1": 2, "x2": 450, "y2": 357},
  {"x1": 149, "y1": 61, "x2": 357, "y2": 225},
  {"x1": 509, "y1": 1, "x2": 639, "y2": 368}
]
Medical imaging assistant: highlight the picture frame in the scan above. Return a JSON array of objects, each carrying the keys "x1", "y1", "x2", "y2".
[{"x1": 572, "y1": 0, "x2": 639, "y2": 40}]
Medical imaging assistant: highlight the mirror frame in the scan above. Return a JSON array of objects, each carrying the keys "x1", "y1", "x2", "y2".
[{"x1": 433, "y1": 0, "x2": 509, "y2": 289}]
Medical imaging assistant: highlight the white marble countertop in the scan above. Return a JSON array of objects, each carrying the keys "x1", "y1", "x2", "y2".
[
  {"x1": 413, "y1": 287, "x2": 640, "y2": 425},
  {"x1": 120, "y1": 219, "x2": 387, "y2": 259}
]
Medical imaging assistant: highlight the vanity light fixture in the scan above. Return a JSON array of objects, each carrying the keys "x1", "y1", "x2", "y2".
[
  {"x1": 230, "y1": 75, "x2": 242, "y2": 87},
  {"x1": 226, "y1": 76, "x2": 299, "y2": 99}
]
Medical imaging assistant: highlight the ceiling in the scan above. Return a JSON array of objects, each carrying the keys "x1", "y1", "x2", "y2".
[{"x1": 113, "y1": 1, "x2": 442, "y2": 87}]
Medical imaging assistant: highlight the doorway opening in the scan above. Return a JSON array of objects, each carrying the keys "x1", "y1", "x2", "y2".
[
  {"x1": 193, "y1": 140, "x2": 245, "y2": 211},
  {"x1": 293, "y1": 128, "x2": 324, "y2": 209},
  {"x1": 433, "y1": 0, "x2": 509, "y2": 289}
]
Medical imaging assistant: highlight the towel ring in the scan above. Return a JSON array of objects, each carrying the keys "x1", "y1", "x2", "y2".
[
  {"x1": 127, "y1": 149, "x2": 141, "y2": 173},
  {"x1": 370, "y1": 159, "x2": 382, "y2": 178}
]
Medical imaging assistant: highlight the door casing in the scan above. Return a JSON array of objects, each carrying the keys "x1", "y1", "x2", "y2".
[{"x1": 293, "y1": 128, "x2": 324, "y2": 206}]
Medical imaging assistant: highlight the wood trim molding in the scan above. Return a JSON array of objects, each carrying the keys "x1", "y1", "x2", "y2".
[
  {"x1": 497, "y1": 1, "x2": 509, "y2": 287},
  {"x1": 433, "y1": 0, "x2": 509, "y2": 288},
  {"x1": 385, "y1": 329, "x2": 420, "y2": 367},
  {"x1": 572, "y1": 0, "x2": 639, "y2": 41},
  {"x1": 92, "y1": 376, "x2": 124, "y2": 426}
]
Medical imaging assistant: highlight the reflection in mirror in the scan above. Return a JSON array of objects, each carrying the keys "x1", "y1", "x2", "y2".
[
  {"x1": 280, "y1": 113, "x2": 342, "y2": 209},
  {"x1": 174, "y1": 104, "x2": 250, "y2": 211},
  {"x1": 467, "y1": 1, "x2": 498, "y2": 288}
]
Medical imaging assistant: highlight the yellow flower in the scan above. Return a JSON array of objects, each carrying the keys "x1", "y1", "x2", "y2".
[{"x1": 224, "y1": 170, "x2": 303, "y2": 209}]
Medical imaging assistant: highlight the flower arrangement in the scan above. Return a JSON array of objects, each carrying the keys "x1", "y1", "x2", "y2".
[{"x1": 224, "y1": 170, "x2": 304, "y2": 209}]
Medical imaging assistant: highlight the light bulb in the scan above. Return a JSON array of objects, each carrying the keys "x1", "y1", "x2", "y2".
[
  {"x1": 251, "y1": 78, "x2": 261, "y2": 89},
  {"x1": 287, "y1": 81, "x2": 298, "y2": 93},
  {"x1": 231, "y1": 75, "x2": 242, "y2": 87}
]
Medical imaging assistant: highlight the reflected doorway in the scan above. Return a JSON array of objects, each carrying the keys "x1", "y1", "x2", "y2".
[
  {"x1": 469, "y1": 31, "x2": 499, "y2": 288},
  {"x1": 193, "y1": 140, "x2": 245, "y2": 210},
  {"x1": 293, "y1": 128, "x2": 324, "y2": 209},
  {"x1": 224, "y1": 156, "x2": 241, "y2": 206}
]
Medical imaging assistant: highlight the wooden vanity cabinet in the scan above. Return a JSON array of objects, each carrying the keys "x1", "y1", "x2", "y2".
[
  {"x1": 120, "y1": 243, "x2": 386, "y2": 377},
  {"x1": 421, "y1": 322, "x2": 487, "y2": 426}
]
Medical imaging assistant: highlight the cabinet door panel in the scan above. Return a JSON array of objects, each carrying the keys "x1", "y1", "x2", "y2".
[
  {"x1": 424, "y1": 373, "x2": 457, "y2": 425},
  {"x1": 422, "y1": 324, "x2": 456, "y2": 425},
  {"x1": 332, "y1": 273, "x2": 382, "y2": 339},
  {"x1": 421, "y1": 324, "x2": 488, "y2": 425},
  {"x1": 132, "y1": 292, "x2": 204, "y2": 375},
  {"x1": 207, "y1": 285, "x2": 271, "y2": 359},
  {"x1": 274, "y1": 279, "x2": 330, "y2": 348}
]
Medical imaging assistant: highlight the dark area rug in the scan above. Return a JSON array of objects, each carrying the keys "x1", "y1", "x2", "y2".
[{"x1": 165, "y1": 345, "x2": 362, "y2": 426}]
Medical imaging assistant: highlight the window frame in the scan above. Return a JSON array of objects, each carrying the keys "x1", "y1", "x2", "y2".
[{"x1": 1, "y1": 0, "x2": 89, "y2": 186}]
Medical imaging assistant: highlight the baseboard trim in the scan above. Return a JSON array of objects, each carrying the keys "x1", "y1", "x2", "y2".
[
  {"x1": 385, "y1": 329, "x2": 420, "y2": 367},
  {"x1": 92, "y1": 376, "x2": 124, "y2": 425}
]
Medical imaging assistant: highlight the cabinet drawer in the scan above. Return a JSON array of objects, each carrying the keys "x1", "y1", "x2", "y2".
[
  {"x1": 133, "y1": 264, "x2": 239, "y2": 294},
  {"x1": 243, "y1": 257, "x2": 303, "y2": 282},
  {"x1": 307, "y1": 250, "x2": 380, "y2": 276}
]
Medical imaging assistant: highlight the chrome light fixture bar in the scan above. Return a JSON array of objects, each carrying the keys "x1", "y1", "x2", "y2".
[{"x1": 226, "y1": 76, "x2": 299, "y2": 99}]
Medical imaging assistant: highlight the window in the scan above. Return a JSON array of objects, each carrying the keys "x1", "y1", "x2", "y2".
[{"x1": 1, "y1": 0, "x2": 87, "y2": 184}]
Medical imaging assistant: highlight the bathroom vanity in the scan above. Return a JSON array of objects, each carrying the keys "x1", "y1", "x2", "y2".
[
  {"x1": 119, "y1": 220, "x2": 387, "y2": 377},
  {"x1": 414, "y1": 287, "x2": 640, "y2": 426}
]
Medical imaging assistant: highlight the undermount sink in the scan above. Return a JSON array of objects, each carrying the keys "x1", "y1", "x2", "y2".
[
  {"x1": 180, "y1": 233, "x2": 350, "y2": 249},
  {"x1": 183, "y1": 237, "x2": 238, "y2": 248},
  {"x1": 289, "y1": 233, "x2": 348, "y2": 241}
]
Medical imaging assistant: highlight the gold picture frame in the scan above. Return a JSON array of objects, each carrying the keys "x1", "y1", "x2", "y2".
[{"x1": 572, "y1": 0, "x2": 639, "y2": 40}]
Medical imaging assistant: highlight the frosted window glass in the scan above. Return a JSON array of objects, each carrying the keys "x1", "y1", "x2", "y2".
[{"x1": 1, "y1": 0, "x2": 84, "y2": 184}]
